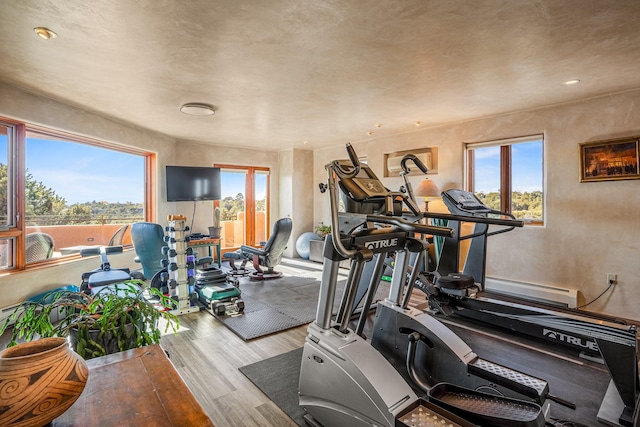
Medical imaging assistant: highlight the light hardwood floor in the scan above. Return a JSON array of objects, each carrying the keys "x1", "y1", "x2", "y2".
[{"x1": 159, "y1": 310, "x2": 308, "y2": 427}]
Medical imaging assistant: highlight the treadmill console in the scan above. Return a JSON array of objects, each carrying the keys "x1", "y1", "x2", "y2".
[{"x1": 442, "y1": 189, "x2": 492, "y2": 214}]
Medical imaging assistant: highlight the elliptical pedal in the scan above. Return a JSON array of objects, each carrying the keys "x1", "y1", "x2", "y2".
[
  {"x1": 429, "y1": 383, "x2": 545, "y2": 427},
  {"x1": 468, "y1": 358, "x2": 548, "y2": 403}
]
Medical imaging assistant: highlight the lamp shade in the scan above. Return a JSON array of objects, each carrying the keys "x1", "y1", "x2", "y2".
[{"x1": 414, "y1": 178, "x2": 441, "y2": 197}]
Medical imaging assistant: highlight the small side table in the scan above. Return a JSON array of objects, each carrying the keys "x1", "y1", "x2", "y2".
[{"x1": 189, "y1": 238, "x2": 222, "y2": 267}]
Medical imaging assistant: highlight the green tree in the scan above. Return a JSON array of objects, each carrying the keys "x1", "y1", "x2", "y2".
[
  {"x1": 25, "y1": 171, "x2": 68, "y2": 225},
  {"x1": 220, "y1": 193, "x2": 245, "y2": 221},
  {"x1": 0, "y1": 164, "x2": 144, "y2": 226}
]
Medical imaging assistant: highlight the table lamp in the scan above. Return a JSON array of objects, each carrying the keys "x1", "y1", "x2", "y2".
[{"x1": 413, "y1": 178, "x2": 441, "y2": 211}]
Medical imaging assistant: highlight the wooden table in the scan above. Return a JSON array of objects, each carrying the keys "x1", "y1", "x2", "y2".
[
  {"x1": 189, "y1": 237, "x2": 222, "y2": 267},
  {"x1": 53, "y1": 345, "x2": 214, "y2": 426}
]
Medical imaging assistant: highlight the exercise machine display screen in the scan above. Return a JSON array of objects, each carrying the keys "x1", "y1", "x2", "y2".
[{"x1": 443, "y1": 189, "x2": 492, "y2": 214}]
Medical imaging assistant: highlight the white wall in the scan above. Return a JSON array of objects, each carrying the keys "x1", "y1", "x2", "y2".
[
  {"x1": 314, "y1": 89, "x2": 640, "y2": 321},
  {"x1": 278, "y1": 148, "x2": 314, "y2": 258}
]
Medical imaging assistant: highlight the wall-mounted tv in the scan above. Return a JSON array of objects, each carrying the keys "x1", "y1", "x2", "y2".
[{"x1": 166, "y1": 166, "x2": 221, "y2": 201}]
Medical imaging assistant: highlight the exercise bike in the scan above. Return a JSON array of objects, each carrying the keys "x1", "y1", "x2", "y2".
[
  {"x1": 298, "y1": 143, "x2": 557, "y2": 427},
  {"x1": 79, "y1": 245, "x2": 145, "y2": 294}
]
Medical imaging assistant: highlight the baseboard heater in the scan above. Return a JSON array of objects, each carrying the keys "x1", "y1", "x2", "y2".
[
  {"x1": 484, "y1": 277, "x2": 579, "y2": 309},
  {"x1": 0, "y1": 303, "x2": 24, "y2": 327}
]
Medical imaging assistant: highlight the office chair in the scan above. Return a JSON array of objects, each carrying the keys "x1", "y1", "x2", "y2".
[
  {"x1": 25, "y1": 232, "x2": 55, "y2": 263},
  {"x1": 131, "y1": 222, "x2": 213, "y2": 280},
  {"x1": 223, "y1": 217, "x2": 292, "y2": 280}
]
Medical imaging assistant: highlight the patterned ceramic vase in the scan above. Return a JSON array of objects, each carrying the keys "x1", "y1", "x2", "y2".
[{"x1": 0, "y1": 337, "x2": 89, "y2": 427}]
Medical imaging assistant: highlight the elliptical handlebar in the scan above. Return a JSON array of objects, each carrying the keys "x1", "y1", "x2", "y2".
[
  {"x1": 400, "y1": 153, "x2": 429, "y2": 175},
  {"x1": 328, "y1": 142, "x2": 361, "y2": 180},
  {"x1": 366, "y1": 214, "x2": 454, "y2": 237}
]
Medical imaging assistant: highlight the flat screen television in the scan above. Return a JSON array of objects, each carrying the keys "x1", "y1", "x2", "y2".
[{"x1": 166, "y1": 166, "x2": 221, "y2": 201}]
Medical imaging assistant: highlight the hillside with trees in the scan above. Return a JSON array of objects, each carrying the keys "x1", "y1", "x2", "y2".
[
  {"x1": 475, "y1": 191, "x2": 543, "y2": 220},
  {"x1": 0, "y1": 164, "x2": 143, "y2": 225}
]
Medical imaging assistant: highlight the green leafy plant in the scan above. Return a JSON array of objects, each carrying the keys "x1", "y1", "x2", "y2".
[
  {"x1": 0, "y1": 281, "x2": 179, "y2": 360},
  {"x1": 314, "y1": 222, "x2": 332, "y2": 238}
]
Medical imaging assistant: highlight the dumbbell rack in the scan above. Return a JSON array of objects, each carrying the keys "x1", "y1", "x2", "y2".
[{"x1": 163, "y1": 215, "x2": 200, "y2": 315}]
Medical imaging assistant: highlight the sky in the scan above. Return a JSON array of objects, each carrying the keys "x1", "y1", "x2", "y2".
[
  {"x1": 25, "y1": 138, "x2": 144, "y2": 204},
  {"x1": 473, "y1": 141, "x2": 543, "y2": 193},
  {"x1": 220, "y1": 170, "x2": 267, "y2": 200}
]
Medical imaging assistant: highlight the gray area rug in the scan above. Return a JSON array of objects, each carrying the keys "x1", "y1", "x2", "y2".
[
  {"x1": 239, "y1": 347, "x2": 305, "y2": 426},
  {"x1": 210, "y1": 259, "x2": 346, "y2": 340}
]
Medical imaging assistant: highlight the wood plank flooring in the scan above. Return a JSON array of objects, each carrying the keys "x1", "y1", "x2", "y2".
[{"x1": 159, "y1": 312, "x2": 307, "y2": 427}]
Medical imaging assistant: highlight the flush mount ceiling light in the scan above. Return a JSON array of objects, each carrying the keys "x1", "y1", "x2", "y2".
[
  {"x1": 180, "y1": 103, "x2": 216, "y2": 116},
  {"x1": 563, "y1": 79, "x2": 580, "y2": 85},
  {"x1": 34, "y1": 27, "x2": 57, "y2": 40}
]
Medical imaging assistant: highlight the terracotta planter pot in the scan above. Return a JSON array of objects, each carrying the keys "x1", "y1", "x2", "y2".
[{"x1": 0, "y1": 337, "x2": 89, "y2": 427}]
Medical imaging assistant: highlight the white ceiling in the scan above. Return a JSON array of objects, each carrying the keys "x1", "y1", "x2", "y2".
[{"x1": 1, "y1": 1, "x2": 640, "y2": 151}]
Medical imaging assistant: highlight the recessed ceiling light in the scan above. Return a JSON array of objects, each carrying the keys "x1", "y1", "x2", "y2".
[
  {"x1": 180, "y1": 103, "x2": 216, "y2": 116},
  {"x1": 34, "y1": 27, "x2": 57, "y2": 40},
  {"x1": 563, "y1": 79, "x2": 580, "y2": 85},
  {"x1": 367, "y1": 131, "x2": 374, "y2": 136},
  {"x1": 302, "y1": 140, "x2": 309, "y2": 145},
  {"x1": 376, "y1": 123, "x2": 382, "y2": 128},
  {"x1": 415, "y1": 121, "x2": 422, "y2": 126}
]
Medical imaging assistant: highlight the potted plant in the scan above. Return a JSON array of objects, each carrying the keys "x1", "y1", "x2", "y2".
[
  {"x1": 314, "y1": 222, "x2": 332, "y2": 239},
  {"x1": 209, "y1": 206, "x2": 222, "y2": 238},
  {"x1": 0, "y1": 281, "x2": 179, "y2": 360}
]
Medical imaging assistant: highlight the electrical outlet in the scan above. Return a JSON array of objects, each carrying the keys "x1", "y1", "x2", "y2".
[{"x1": 607, "y1": 273, "x2": 618, "y2": 285}]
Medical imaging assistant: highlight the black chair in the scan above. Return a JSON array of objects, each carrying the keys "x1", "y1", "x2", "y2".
[
  {"x1": 224, "y1": 217, "x2": 292, "y2": 280},
  {"x1": 108, "y1": 224, "x2": 129, "y2": 246}
]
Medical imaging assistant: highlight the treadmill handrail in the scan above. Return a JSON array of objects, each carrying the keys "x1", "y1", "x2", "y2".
[{"x1": 422, "y1": 211, "x2": 524, "y2": 228}]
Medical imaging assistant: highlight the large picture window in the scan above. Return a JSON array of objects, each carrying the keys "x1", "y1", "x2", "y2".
[
  {"x1": 0, "y1": 118, "x2": 154, "y2": 270},
  {"x1": 466, "y1": 135, "x2": 544, "y2": 224}
]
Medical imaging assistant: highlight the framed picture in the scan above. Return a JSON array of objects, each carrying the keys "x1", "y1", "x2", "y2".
[{"x1": 579, "y1": 137, "x2": 640, "y2": 182}]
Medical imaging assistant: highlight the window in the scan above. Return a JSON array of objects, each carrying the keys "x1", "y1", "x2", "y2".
[
  {"x1": 214, "y1": 165, "x2": 270, "y2": 252},
  {"x1": 466, "y1": 135, "x2": 544, "y2": 224},
  {"x1": 0, "y1": 118, "x2": 154, "y2": 270}
]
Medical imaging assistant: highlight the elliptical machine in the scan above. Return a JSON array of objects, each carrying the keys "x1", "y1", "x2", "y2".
[{"x1": 299, "y1": 144, "x2": 553, "y2": 427}]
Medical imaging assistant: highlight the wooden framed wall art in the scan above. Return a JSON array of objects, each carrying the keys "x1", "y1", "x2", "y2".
[{"x1": 579, "y1": 137, "x2": 640, "y2": 182}]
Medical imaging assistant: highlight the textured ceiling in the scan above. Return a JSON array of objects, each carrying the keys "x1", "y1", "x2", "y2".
[{"x1": 1, "y1": 1, "x2": 640, "y2": 151}]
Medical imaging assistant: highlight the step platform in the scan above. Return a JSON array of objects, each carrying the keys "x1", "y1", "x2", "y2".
[
  {"x1": 428, "y1": 383, "x2": 545, "y2": 427},
  {"x1": 468, "y1": 357, "x2": 548, "y2": 403}
]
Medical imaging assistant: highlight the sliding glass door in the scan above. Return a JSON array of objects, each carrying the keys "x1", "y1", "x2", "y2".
[{"x1": 216, "y1": 165, "x2": 270, "y2": 252}]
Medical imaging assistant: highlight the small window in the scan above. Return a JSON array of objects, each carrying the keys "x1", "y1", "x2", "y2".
[{"x1": 466, "y1": 136, "x2": 544, "y2": 224}]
